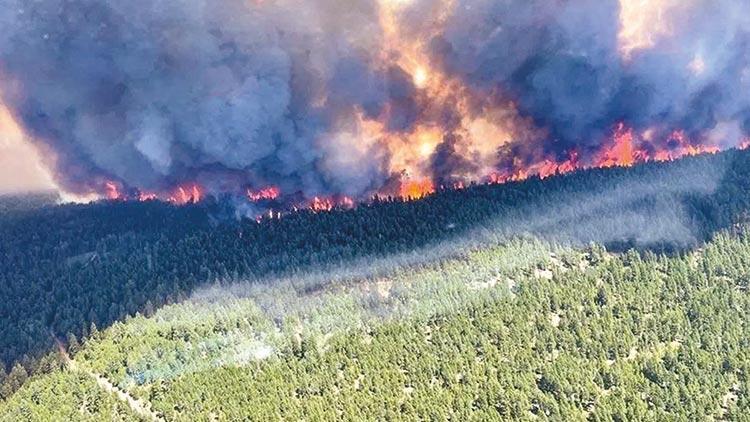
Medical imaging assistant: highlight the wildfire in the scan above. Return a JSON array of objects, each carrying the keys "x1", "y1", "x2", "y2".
[
  {"x1": 310, "y1": 197, "x2": 334, "y2": 212},
  {"x1": 595, "y1": 124, "x2": 721, "y2": 168},
  {"x1": 339, "y1": 196, "x2": 356, "y2": 209},
  {"x1": 400, "y1": 179, "x2": 435, "y2": 199},
  {"x1": 104, "y1": 181, "x2": 123, "y2": 200},
  {"x1": 247, "y1": 186, "x2": 281, "y2": 202},
  {"x1": 597, "y1": 123, "x2": 637, "y2": 167},
  {"x1": 361, "y1": 0, "x2": 535, "y2": 190},
  {"x1": 95, "y1": 120, "x2": 736, "y2": 222},
  {"x1": 484, "y1": 122, "x2": 726, "y2": 186},
  {"x1": 308, "y1": 195, "x2": 356, "y2": 213},
  {"x1": 169, "y1": 184, "x2": 203, "y2": 205},
  {"x1": 34, "y1": 1, "x2": 747, "y2": 217},
  {"x1": 100, "y1": 181, "x2": 202, "y2": 205},
  {"x1": 138, "y1": 192, "x2": 158, "y2": 202}
]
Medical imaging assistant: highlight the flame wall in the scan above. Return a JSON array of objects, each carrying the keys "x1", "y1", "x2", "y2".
[{"x1": 1, "y1": 0, "x2": 749, "y2": 201}]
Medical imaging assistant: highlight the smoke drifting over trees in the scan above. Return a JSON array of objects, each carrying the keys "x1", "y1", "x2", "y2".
[{"x1": 1, "y1": 0, "x2": 749, "y2": 199}]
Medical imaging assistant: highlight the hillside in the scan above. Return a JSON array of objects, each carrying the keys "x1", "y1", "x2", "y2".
[
  {"x1": 2, "y1": 230, "x2": 750, "y2": 420},
  {"x1": 2, "y1": 150, "x2": 750, "y2": 419}
]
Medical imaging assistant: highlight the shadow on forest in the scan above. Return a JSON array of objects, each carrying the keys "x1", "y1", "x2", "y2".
[{"x1": 2, "y1": 148, "x2": 749, "y2": 392}]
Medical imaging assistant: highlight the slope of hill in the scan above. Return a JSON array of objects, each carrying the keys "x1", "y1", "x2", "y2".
[
  {"x1": 0, "y1": 191, "x2": 59, "y2": 215},
  {"x1": 2, "y1": 230, "x2": 749, "y2": 420},
  {"x1": 3, "y1": 150, "x2": 750, "y2": 418}
]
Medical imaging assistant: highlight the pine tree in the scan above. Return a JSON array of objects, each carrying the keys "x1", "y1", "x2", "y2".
[{"x1": 1, "y1": 364, "x2": 28, "y2": 399}]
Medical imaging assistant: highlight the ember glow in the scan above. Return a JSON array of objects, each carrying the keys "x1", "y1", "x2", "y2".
[
  {"x1": 308, "y1": 195, "x2": 356, "y2": 213},
  {"x1": 1, "y1": 0, "x2": 749, "y2": 210},
  {"x1": 310, "y1": 197, "x2": 335, "y2": 213},
  {"x1": 247, "y1": 187, "x2": 281, "y2": 202},
  {"x1": 399, "y1": 179, "x2": 435, "y2": 199},
  {"x1": 101, "y1": 181, "x2": 203, "y2": 205},
  {"x1": 594, "y1": 125, "x2": 724, "y2": 168},
  {"x1": 170, "y1": 184, "x2": 203, "y2": 205},
  {"x1": 104, "y1": 181, "x2": 123, "y2": 201}
]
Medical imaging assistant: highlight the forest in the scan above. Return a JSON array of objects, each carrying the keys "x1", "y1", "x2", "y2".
[
  {"x1": 2, "y1": 223, "x2": 750, "y2": 420},
  {"x1": 2, "y1": 149, "x2": 750, "y2": 417}
]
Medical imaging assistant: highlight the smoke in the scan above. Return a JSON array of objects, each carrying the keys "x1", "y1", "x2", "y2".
[
  {"x1": 0, "y1": 0, "x2": 748, "y2": 199},
  {"x1": 110, "y1": 151, "x2": 726, "y2": 385},
  {"x1": 431, "y1": 0, "x2": 748, "y2": 151},
  {"x1": 0, "y1": 104, "x2": 56, "y2": 194},
  {"x1": 0, "y1": 0, "x2": 391, "y2": 197}
]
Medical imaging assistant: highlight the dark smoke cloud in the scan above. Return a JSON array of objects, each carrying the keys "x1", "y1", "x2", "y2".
[
  {"x1": 430, "y1": 0, "x2": 750, "y2": 155},
  {"x1": 0, "y1": 0, "x2": 395, "y2": 196},
  {"x1": 1, "y1": 0, "x2": 749, "y2": 198}
]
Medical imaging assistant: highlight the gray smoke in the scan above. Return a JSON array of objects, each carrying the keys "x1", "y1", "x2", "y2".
[
  {"x1": 429, "y1": 0, "x2": 750, "y2": 155},
  {"x1": 1, "y1": 0, "x2": 748, "y2": 197},
  {"x1": 0, "y1": 0, "x2": 395, "y2": 196}
]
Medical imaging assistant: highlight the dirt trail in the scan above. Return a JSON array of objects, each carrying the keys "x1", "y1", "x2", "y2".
[{"x1": 56, "y1": 340, "x2": 164, "y2": 421}]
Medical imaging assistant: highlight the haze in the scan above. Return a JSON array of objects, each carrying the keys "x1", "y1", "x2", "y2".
[{"x1": 0, "y1": 103, "x2": 55, "y2": 195}]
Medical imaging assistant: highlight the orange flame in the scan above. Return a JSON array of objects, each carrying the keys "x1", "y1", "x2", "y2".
[
  {"x1": 399, "y1": 179, "x2": 435, "y2": 199},
  {"x1": 247, "y1": 186, "x2": 281, "y2": 202},
  {"x1": 87, "y1": 0, "x2": 740, "y2": 215},
  {"x1": 169, "y1": 183, "x2": 202, "y2": 205},
  {"x1": 310, "y1": 196, "x2": 334, "y2": 212},
  {"x1": 595, "y1": 124, "x2": 720, "y2": 168},
  {"x1": 306, "y1": 195, "x2": 357, "y2": 212},
  {"x1": 104, "y1": 181, "x2": 124, "y2": 200},
  {"x1": 597, "y1": 122, "x2": 636, "y2": 167}
]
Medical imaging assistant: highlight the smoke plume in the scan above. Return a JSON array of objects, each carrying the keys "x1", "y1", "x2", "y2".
[{"x1": 1, "y1": 0, "x2": 748, "y2": 201}]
